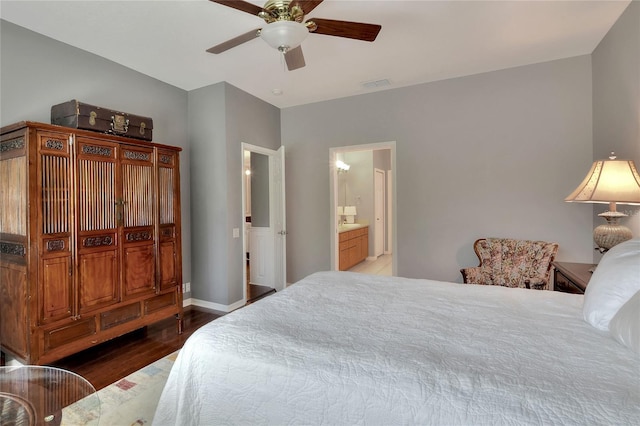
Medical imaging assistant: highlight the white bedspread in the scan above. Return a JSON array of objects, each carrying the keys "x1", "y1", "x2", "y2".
[{"x1": 154, "y1": 271, "x2": 639, "y2": 425}]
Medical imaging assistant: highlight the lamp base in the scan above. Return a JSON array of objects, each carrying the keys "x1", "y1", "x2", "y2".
[{"x1": 593, "y1": 211, "x2": 632, "y2": 252}]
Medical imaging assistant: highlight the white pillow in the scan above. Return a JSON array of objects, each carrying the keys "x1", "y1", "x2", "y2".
[
  {"x1": 583, "y1": 238, "x2": 640, "y2": 331},
  {"x1": 609, "y1": 290, "x2": 640, "y2": 354}
]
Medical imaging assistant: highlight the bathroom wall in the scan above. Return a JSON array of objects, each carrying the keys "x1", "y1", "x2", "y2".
[
  {"x1": 336, "y1": 149, "x2": 392, "y2": 260},
  {"x1": 345, "y1": 151, "x2": 373, "y2": 227}
]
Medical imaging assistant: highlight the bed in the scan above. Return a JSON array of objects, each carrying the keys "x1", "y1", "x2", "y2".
[{"x1": 154, "y1": 240, "x2": 640, "y2": 425}]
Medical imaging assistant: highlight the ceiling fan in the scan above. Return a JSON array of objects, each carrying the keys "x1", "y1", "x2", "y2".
[{"x1": 207, "y1": 0, "x2": 382, "y2": 71}]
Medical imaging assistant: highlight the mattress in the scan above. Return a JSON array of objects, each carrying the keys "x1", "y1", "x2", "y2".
[{"x1": 154, "y1": 271, "x2": 639, "y2": 425}]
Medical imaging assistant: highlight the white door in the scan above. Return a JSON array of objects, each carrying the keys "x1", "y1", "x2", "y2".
[
  {"x1": 250, "y1": 227, "x2": 272, "y2": 285},
  {"x1": 374, "y1": 169, "x2": 385, "y2": 257},
  {"x1": 242, "y1": 144, "x2": 287, "y2": 295}
]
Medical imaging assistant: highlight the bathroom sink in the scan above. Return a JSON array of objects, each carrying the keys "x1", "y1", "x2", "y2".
[{"x1": 338, "y1": 223, "x2": 363, "y2": 232}]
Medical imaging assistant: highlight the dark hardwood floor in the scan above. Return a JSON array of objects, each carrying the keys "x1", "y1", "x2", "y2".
[
  {"x1": 246, "y1": 260, "x2": 276, "y2": 304},
  {"x1": 247, "y1": 283, "x2": 276, "y2": 304},
  {"x1": 50, "y1": 307, "x2": 223, "y2": 391}
]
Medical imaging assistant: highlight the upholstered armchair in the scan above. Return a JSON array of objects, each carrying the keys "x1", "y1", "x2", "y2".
[{"x1": 460, "y1": 238, "x2": 559, "y2": 290}]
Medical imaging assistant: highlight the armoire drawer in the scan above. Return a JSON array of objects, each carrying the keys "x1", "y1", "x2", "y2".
[
  {"x1": 101, "y1": 303, "x2": 142, "y2": 330},
  {"x1": 44, "y1": 317, "x2": 96, "y2": 351},
  {"x1": 145, "y1": 291, "x2": 177, "y2": 314}
]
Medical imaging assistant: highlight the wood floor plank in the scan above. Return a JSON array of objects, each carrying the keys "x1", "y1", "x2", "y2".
[
  {"x1": 50, "y1": 307, "x2": 222, "y2": 390},
  {"x1": 247, "y1": 284, "x2": 276, "y2": 304}
]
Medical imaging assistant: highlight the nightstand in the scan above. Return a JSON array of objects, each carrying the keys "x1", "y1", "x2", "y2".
[{"x1": 552, "y1": 262, "x2": 597, "y2": 294}]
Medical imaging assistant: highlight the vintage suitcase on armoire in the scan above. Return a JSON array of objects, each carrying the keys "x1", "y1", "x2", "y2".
[{"x1": 51, "y1": 99, "x2": 153, "y2": 141}]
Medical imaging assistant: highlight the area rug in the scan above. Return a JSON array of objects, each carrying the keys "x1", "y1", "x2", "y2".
[{"x1": 62, "y1": 350, "x2": 179, "y2": 425}]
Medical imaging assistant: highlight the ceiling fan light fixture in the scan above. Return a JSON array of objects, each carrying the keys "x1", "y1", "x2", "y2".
[{"x1": 260, "y1": 20, "x2": 308, "y2": 53}]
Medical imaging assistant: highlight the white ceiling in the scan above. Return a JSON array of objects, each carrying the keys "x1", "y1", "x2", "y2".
[{"x1": 0, "y1": 0, "x2": 630, "y2": 108}]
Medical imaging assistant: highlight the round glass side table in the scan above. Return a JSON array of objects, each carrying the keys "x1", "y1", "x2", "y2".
[{"x1": 0, "y1": 366, "x2": 100, "y2": 425}]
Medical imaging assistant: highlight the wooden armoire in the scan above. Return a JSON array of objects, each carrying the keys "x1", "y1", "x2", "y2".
[{"x1": 0, "y1": 121, "x2": 183, "y2": 365}]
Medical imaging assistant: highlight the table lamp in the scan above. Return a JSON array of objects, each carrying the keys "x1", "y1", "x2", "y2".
[
  {"x1": 565, "y1": 152, "x2": 640, "y2": 252},
  {"x1": 344, "y1": 206, "x2": 357, "y2": 224}
]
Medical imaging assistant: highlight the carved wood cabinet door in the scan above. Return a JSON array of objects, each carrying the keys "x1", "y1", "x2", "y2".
[
  {"x1": 75, "y1": 137, "x2": 120, "y2": 313},
  {"x1": 157, "y1": 149, "x2": 181, "y2": 292},
  {"x1": 37, "y1": 130, "x2": 74, "y2": 324},
  {"x1": 120, "y1": 144, "x2": 156, "y2": 299}
]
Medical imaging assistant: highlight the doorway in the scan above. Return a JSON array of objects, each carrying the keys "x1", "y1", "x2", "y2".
[
  {"x1": 329, "y1": 142, "x2": 396, "y2": 276},
  {"x1": 241, "y1": 144, "x2": 286, "y2": 303}
]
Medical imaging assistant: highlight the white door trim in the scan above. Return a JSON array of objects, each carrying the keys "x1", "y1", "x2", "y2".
[
  {"x1": 374, "y1": 168, "x2": 385, "y2": 257},
  {"x1": 386, "y1": 170, "x2": 393, "y2": 255}
]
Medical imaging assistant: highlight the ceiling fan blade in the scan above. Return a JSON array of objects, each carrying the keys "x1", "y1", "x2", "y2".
[
  {"x1": 309, "y1": 18, "x2": 381, "y2": 42},
  {"x1": 206, "y1": 28, "x2": 261, "y2": 54},
  {"x1": 292, "y1": 0, "x2": 324, "y2": 15},
  {"x1": 210, "y1": 0, "x2": 264, "y2": 16},
  {"x1": 285, "y1": 46, "x2": 306, "y2": 71}
]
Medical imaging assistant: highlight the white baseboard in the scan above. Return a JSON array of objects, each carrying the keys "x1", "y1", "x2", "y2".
[
  {"x1": 384, "y1": 250, "x2": 392, "y2": 255},
  {"x1": 3, "y1": 354, "x2": 24, "y2": 367},
  {"x1": 366, "y1": 256, "x2": 378, "y2": 261},
  {"x1": 187, "y1": 297, "x2": 246, "y2": 313}
]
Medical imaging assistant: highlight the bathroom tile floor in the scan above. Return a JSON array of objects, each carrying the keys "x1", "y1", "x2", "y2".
[{"x1": 348, "y1": 254, "x2": 393, "y2": 276}]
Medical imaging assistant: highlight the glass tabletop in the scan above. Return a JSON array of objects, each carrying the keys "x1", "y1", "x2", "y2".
[{"x1": 0, "y1": 366, "x2": 100, "y2": 425}]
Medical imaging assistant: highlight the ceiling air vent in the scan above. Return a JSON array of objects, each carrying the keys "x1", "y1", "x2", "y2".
[{"x1": 361, "y1": 79, "x2": 392, "y2": 89}]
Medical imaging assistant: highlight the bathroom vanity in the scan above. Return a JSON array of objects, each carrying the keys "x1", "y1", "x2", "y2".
[{"x1": 338, "y1": 225, "x2": 369, "y2": 271}]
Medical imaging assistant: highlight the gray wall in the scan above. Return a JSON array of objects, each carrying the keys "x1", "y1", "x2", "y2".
[
  {"x1": 373, "y1": 149, "x2": 391, "y2": 172},
  {"x1": 592, "y1": 1, "x2": 640, "y2": 261},
  {"x1": 225, "y1": 84, "x2": 280, "y2": 303},
  {"x1": 189, "y1": 82, "x2": 280, "y2": 306},
  {"x1": 188, "y1": 83, "x2": 228, "y2": 303},
  {"x1": 282, "y1": 56, "x2": 595, "y2": 283},
  {"x1": 0, "y1": 20, "x2": 192, "y2": 284}
]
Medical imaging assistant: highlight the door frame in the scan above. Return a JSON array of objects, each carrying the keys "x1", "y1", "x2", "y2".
[
  {"x1": 374, "y1": 168, "x2": 385, "y2": 257},
  {"x1": 241, "y1": 143, "x2": 287, "y2": 302},
  {"x1": 329, "y1": 142, "x2": 397, "y2": 274}
]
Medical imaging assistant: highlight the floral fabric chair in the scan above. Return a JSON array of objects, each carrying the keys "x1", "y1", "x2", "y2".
[{"x1": 460, "y1": 238, "x2": 559, "y2": 290}]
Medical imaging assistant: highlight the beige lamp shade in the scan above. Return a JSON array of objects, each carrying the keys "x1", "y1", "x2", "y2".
[
  {"x1": 565, "y1": 158, "x2": 640, "y2": 205},
  {"x1": 343, "y1": 206, "x2": 357, "y2": 216},
  {"x1": 565, "y1": 154, "x2": 640, "y2": 251},
  {"x1": 344, "y1": 206, "x2": 357, "y2": 224}
]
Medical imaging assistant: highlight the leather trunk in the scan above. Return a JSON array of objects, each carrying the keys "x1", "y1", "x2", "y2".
[{"x1": 51, "y1": 100, "x2": 153, "y2": 141}]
